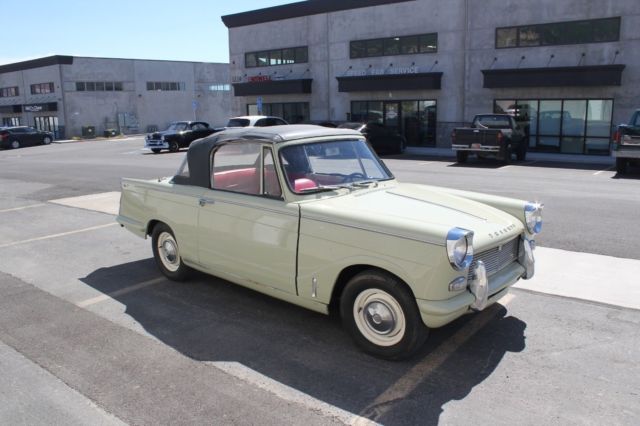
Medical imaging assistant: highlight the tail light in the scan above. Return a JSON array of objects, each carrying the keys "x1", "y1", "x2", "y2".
[
  {"x1": 612, "y1": 130, "x2": 620, "y2": 145},
  {"x1": 497, "y1": 131, "x2": 503, "y2": 143},
  {"x1": 451, "y1": 130, "x2": 456, "y2": 143},
  {"x1": 0, "y1": 132, "x2": 8, "y2": 141}
]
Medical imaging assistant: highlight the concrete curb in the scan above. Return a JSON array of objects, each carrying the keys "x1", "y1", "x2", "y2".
[{"x1": 405, "y1": 147, "x2": 614, "y2": 166}]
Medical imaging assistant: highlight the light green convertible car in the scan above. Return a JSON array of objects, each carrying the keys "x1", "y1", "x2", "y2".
[{"x1": 117, "y1": 125, "x2": 542, "y2": 359}]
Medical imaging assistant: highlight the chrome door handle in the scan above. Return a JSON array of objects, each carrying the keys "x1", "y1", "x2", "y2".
[{"x1": 199, "y1": 198, "x2": 215, "y2": 206}]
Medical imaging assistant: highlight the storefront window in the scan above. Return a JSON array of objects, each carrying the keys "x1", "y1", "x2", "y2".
[
  {"x1": 351, "y1": 100, "x2": 436, "y2": 147},
  {"x1": 494, "y1": 99, "x2": 613, "y2": 155},
  {"x1": 246, "y1": 102, "x2": 309, "y2": 124}
]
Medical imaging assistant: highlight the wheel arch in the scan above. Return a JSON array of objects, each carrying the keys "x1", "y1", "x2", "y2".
[{"x1": 328, "y1": 264, "x2": 417, "y2": 316}]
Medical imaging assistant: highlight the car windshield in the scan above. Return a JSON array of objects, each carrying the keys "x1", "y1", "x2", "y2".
[
  {"x1": 279, "y1": 139, "x2": 393, "y2": 194},
  {"x1": 227, "y1": 118, "x2": 250, "y2": 127},
  {"x1": 474, "y1": 116, "x2": 511, "y2": 129},
  {"x1": 167, "y1": 122, "x2": 188, "y2": 131}
]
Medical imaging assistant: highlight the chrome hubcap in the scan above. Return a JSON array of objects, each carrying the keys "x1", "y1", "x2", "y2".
[
  {"x1": 353, "y1": 289, "x2": 406, "y2": 347},
  {"x1": 157, "y1": 232, "x2": 180, "y2": 272}
]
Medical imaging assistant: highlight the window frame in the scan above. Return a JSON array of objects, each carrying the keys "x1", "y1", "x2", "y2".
[
  {"x1": 245, "y1": 46, "x2": 308, "y2": 68},
  {"x1": 350, "y1": 33, "x2": 438, "y2": 59},
  {"x1": 210, "y1": 141, "x2": 284, "y2": 200},
  {"x1": 495, "y1": 17, "x2": 621, "y2": 49}
]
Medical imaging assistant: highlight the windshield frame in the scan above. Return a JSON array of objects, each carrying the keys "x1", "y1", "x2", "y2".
[{"x1": 278, "y1": 138, "x2": 394, "y2": 195}]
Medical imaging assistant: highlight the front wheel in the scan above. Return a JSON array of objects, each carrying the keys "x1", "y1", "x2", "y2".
[
  {"x1": 151, "y1": 148, "x2": 162, "y2": 154},
  {"x1": 151, "y1": 223, "x2": 192, "y2": 281},
  {"x1": 168, "y1": 141, "x2": 179, "y2": 153},
  {"x1": 42, "y1": 136, "x2": 52, "y2": 145},
  {"x1": 340, "y1": 270, "x2": 428, "y2": 360}
]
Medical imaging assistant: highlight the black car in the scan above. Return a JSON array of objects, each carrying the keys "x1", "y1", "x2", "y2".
[
  {"x1": 0, "y1": 126, "x2": 54, "y2": 149},
  {"x1": 338, "y1": 122, "x2": 406, "y2": 154},
  {"x1": 145, "y1": 121, "x2": 216, "y2": 153}
]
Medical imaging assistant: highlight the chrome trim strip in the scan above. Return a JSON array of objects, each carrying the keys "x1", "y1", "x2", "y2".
[
  {"x1": 212, "y1": 198, "x2": 298, "y2": 217},
  {"x1": 387, "y1": 191, "x2": 488, "y2": 222},
  {"x1": 302, "y1": 214, "x2": 444, "y2": 246}
]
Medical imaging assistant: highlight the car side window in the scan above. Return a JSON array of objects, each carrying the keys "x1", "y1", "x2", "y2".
[
  {"x1": 254, "y1": 119, "x2": 266, "y2": 127},
  {"x1": 634, "y1": 113, "x2": 640, "y2": 127},
  {"x1": 191, "y1": 123, "x2": 206, "y2": 131},
  {"x1": 263, "y1": 148, "x2": 282, "y2": 198},
  {"x1": 211, "y1": 142, "x2": 261, "y2": 195},
  {"x1": 274, "y1": 119, "x2": 287, "y2": 126}
]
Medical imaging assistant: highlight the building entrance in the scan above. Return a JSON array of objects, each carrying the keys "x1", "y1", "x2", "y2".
[{"x1": 34, "y1": 116, "x2": 60, "y2": 139}]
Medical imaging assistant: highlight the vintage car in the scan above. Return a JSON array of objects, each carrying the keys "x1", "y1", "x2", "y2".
[
  {"x1": 145, "y1": 121, "x2": 216, "y2": 153},
  {"x1": 117, "y1": 125, "x2": 542, "y2": 359},
  {"x1": 224, "y1": 115, "x2": 289, "y2": 128}
]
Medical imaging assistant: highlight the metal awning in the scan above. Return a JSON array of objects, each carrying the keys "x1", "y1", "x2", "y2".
[
  {"x1": 482, "y1": 65, "x2": 625, "y2": 88},
  {"x1": 337, "y1": 72, "x2": 442, "y2": 92},
  {"x1": 232, "y1": 79, "x2": 312, "y2": 96}
]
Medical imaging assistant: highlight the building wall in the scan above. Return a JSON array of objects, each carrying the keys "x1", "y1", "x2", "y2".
[
  {"x1": 1, "y1": 57, "x2": 231, "y2": 138},
  {"x1": 227, "y1": 0, "x2": 640, "y2": 148}
]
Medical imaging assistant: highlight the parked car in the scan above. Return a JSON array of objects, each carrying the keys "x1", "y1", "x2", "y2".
[
  {"x1": 0, "y1": 126, "x2": 54, "y2": 149},
  {"x1": 452, "y1": 114, "x2": 527, "y2": 164},
  {"x1": 612, "y1": 109, "x2": 640, "y2": 174},
  {"x1": 224, "y1": 115, "x2": 289, "y2": 128},
  {"x1": 338, "y1": 122, "x2": 406, "y2": 154},
  {"x1": 145, "y1": 121, "x2": 216, "y2": 153},
  {"x1": 117, "y1": 125, "x2": 542, "y2": 359}
]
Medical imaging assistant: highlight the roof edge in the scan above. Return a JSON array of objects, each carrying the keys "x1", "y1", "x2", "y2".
[{"x1": 222, "y1": 0, "x2": 415, "y2": 28}]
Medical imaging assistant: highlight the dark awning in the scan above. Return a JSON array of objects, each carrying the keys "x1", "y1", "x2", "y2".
[
  {"x1": 232, "y1": 79, "x2": 312, "y2": 96},
  {"x1": 336, "y1": 72, "x2": 442, "y2": 92},
  {"x1": 482, "y1": 65, "x2": 625, "y2": 88}
]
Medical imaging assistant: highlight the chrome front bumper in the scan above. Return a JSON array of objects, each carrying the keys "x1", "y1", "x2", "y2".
[
  {"x1": 417, "y1": 237, "x2": 534, "y2": 328},
  {"x1": 452, "y1": 144, "x2": 501, "y2": 152},
  {"x1": 144, "y1": 139, "x2": 169, "y2": 149}
]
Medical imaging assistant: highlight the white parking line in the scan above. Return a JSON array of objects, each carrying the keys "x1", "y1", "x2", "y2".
[
  {"x1": 354, "y1": 295, "x2": 515, "y2": 422},
  {"x1": 593, "y1": 166, "x2": 614, "y2": 176},
  {"x1": 76, "y1": 277, "x2": 165, "y2": 308},
  {"x1": 0, "y1": 223, "x2": 118, "y2": 249},
  {"x1": 0, "y1": 203, "x2": 46, "y2": 213},
  {"x1": 208, "y1": 361, "x2": 379, "y2": 426}
]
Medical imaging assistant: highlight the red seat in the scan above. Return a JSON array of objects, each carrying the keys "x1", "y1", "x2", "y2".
[
  {"x1": 294, "y1": 178, "x2": 317, "y2": 192},
  {"x1": 213, "y1": 168, "x2": 259, "y2": 194}
]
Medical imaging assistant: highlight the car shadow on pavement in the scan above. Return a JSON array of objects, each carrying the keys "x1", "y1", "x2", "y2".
[{"x1": 82, "y1": 259, "x2": 526, "y2": 426}]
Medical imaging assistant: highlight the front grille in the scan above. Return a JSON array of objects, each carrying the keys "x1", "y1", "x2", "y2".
[{"x1": 467, "y1": 237, "x2": 519, "y2": 281}]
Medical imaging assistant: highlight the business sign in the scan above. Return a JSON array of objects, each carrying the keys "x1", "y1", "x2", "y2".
[
  {"x1": 23, "y1": 102, "x2": 58, "y2": 112},
  {"x1": 248, "y1": 75, "x2": 271, "y2": 83},
  {"x1": 345, "y1": 66, "x2": 421, "y2": 77}
]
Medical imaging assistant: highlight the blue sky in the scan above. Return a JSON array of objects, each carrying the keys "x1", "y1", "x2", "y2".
[{"x1": 1, "y1": 0, "x2": 293, "y2": 65}]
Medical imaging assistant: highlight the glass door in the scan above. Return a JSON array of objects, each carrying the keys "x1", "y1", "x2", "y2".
[{"x1": 384, "y1": 102, "x2": 400, "y2": 130}]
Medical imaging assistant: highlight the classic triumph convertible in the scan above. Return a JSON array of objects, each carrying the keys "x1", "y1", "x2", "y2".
[{"x1": 117, "y1": 125, "x2": 542, "y2": 359}]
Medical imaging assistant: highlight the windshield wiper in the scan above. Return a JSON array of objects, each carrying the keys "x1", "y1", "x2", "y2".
[
  {"x1": 351, "y1": 180, "x2": 379, "y2": 188},
  {"x1": 298, "y1": 184, "x2": 354, "y2": 193}
]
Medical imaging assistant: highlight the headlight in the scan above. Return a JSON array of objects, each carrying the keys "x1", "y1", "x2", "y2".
[
  {"x1": 446, "y1": 228, "x2": 474, "y2": 270},
  {"x1": 524, "y1": 202, "x2": 543, "y2": 234}
]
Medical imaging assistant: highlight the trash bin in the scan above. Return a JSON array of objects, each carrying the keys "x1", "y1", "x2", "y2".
[{"x1": 81, "y1": 126, "x2": 96, "y2": 139}]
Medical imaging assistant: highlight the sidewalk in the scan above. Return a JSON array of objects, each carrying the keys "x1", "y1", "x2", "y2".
[
  {"x1": 53, "y1": 134, "x2": 145, "y2": 144},
  {"x1": 405, "y1": 146, "x2": 614, "y2": 166}
]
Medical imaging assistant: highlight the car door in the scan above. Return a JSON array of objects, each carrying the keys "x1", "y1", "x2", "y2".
[
  {"x1": 190, "y1": 122, "x2": 210, "y2": 141},
  {"x1": 197, "y1": 141, "x2": 299, "y2": 294},
  {"x1": 26, "y1": 127, "x2": 40, "y2": 145}
]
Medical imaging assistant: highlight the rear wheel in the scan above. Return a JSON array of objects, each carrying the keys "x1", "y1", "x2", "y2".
[
  {"x1": 456, "y1": 151, "x2": 468, "y2": 163},
  {"x1": 503, "y1": 145, "x2": 512, "y2": 165},
  {"x1": 168, "y1": 141, "x2": 179, "y2": 153},
  {"x1": 516, "y1": 144, "x2": 527, "y2": 161},
  {"x1": 151, "y1": 223, "x2": 192, "y2": 281},
  {"x1": 340, "y1": 270, "x2": 428, "y2": 360},
  {"x1": 616, "y1": 158, "x2": 627, "y2": 174},
  {"x1": 10, "y1": 140, "x2": 20, "y2": 149}
]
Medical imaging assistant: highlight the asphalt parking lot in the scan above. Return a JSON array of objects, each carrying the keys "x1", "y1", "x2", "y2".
[{"x1": 0, "y1": 138, "x2": 639, "y2": 425}]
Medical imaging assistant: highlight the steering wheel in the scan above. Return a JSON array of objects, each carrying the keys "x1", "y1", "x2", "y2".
[{"x1": 343, "y1": 172, "x2": 366, "y2": 182}]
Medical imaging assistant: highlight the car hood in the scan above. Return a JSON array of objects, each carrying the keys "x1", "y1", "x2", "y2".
[{"x1": 300, "y1": 182, "x2": 524, "y2": 250}]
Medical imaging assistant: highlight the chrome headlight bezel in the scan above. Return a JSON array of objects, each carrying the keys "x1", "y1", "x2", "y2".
[
  {"x1": 524, "y1": 202, "x2": 543, "y2": 234},
  {"x1": 446, "y1": 228, "x2": 474, "y2": 271}
]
